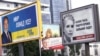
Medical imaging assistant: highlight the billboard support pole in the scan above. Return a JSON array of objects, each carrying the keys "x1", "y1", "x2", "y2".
[
  {"x1": 37, "y1": 0, "x2": 43, "y2": 56},
  {"x1": 18, "y1": 43, "x2": 24, "y2": 56},
  {"x1": 74, "y1": 44, "x2": 77, "y2": 56},
  {"x1": 39, "y1": 39, "x2": 42, "y2": 56},
  {"x1": 85, "y1": 43, "x2": 90, "y2": 56}
]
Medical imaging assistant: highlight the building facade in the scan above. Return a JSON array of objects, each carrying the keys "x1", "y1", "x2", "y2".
[
  {"x1": 40, "y1": 0, "x2": 67, "y2": 24},
  {"x1": 50, "y1": 0, "x2": 67, "y2": 24},
  {"x1": 40, "y1": 0, "x2": 51, "y2": 24}
]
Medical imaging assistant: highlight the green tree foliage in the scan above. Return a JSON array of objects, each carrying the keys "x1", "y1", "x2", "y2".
[
  {"x1": 68, "y1": 44, "x2": 82, "y2": 56},
  {"x1": 8, "y1": 40, "x2": 54, "y2": 56},
  {"x1": 41, "y1": 50, "x2": 54, "y2": 56},
  {"x1": 24, "y1": 40, "x2": 40, "y2": 56},
  {"x1": 7, "y1": 44, "x2": 19, "y2": 56},
  {"x1": 53, "y1": 33, "x2": 59, "y2": 37},
  {"x1": 68, "y1": 45, "x2": 75, "y2": 56},
  {"x1": 76, "y1": 44, "x2": 82, "y2": 55}
]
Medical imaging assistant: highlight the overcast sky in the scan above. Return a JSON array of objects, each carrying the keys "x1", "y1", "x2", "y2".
[{"x1": 71, "y1": 0, "x2": 100, "y2": 13}]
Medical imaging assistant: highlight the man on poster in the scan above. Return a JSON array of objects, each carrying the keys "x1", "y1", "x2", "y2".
[
  {"x1": 42, "y1": 38, "x2": 49, "y2": 50},
  {"x1": 2, "y1": 16, "x2": 12, "y2": 44}
]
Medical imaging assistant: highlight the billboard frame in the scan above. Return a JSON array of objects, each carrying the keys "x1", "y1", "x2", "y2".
[
  {"x1": 0, "y1": 0, "x2": 43, "y2": 46},
  {"x1": 60, "y1": 4, "x2": 100, "y2": 45}
]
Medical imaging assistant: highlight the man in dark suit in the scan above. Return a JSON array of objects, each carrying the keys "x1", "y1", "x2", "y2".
[
  {"x1": 2, "y1": 16, "x2": 12, "y2": 44},
  {"x1": 42, "y1": 38, "x2": 49, "y2": 50}
]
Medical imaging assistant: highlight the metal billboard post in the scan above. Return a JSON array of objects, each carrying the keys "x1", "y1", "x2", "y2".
[
  {"x1": 85, "y1": 43, "x2": 90, "y2": 56},
  {"x1": 18, "y1": 43, "x2": 24, "y2": 56},
  {"x1": 37, "y1": 0, "x2": 43, "y2": 56},
  {"x1": 39, "y1": 39, "x2": 42, "y2": 56},
  {"x1": 74, "y1": 44, "x2": 77, "y2": 56}
]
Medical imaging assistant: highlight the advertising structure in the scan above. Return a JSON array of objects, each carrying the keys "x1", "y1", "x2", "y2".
[
  {"x1": 43, "y1": 24, "x2": 60, "y2": 38},
  {"x1": 42, "y1": 37, "x2": 63, "y2": 50},
  {"x1": 49, "y1": 37, "x2": 63, "y2": 49},
  {"x1": 0, "y1": 2, "x2": 42, "y2": 45},
  {"x1": 41, "y1": 24, "x2": 63, "y2": 50},
  {"x1": 60, "y1": 4, "x2": 100, "y2": 45}
]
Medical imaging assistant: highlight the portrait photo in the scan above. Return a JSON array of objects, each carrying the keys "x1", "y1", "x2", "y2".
[
  {"x1": 43, "y1": 24, "x2": 60, "y2": 39},
  {"x1": 41, "y1": 38, "x2": 49, "y2": 50},
  {"x1": 1, "y1": 16, "x2": 12, "y2": 44},
  {"x1": 62, "y1": 14, "x2": 75, "y2": 44}
]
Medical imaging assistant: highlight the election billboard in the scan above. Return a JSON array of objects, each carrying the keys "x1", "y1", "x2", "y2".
[
  {"x1": 41, "y1": 24, "x2": 63, "y2": 50},
  {"x1": 60, "y1": 4, "x2": 100, "y2": 45},
  {"x1": 48, "y1": 37, "x2": 64, "y2": 50},
  {"x1": 0, "y1": 2, "x2": 42, "y2": 45},
  {"x1": 41, "y1": 37, "x2": 63, "y2": 50},
  {"x1": 43, "y1": 24, "x2": 60, "y2": 38}
]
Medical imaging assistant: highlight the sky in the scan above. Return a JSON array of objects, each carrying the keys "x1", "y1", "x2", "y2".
[{"x1": 71, "y1": 0, "x2": 100, "y2": 13}]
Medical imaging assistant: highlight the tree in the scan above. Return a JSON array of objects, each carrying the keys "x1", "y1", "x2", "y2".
[
  {"x1": 7, "y1": 44, "x2": 18, "y2": 56},
  {"x1": 24, "y1": 40, "x2": 40, "y2": 56},
  {"x1": 68, "y1": 44, "x2": 82, "y2": 56},
  {"x1": 41, "y1": 50, "x2": 54, "y2": 56},
  {"x1": 8, "y1": 40, "x2": 54, "y2": 56}
]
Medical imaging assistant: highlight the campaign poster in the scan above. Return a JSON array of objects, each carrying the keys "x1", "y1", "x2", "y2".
[
  {"x1": 43, "y1": 24, "x2": 60, "y2": 38},
  {"x1": 49, "y1": 37, "x2": 64, "y2": 49},
  {"x1": 61, "y1": 4, "x2": 100, "y2": 44},
  {"x1": 0, "y1": 4, "x2": 40, "y2": 45},
  {"x1": 41, "y1": 24, "x2": 63, "y2": 50}
]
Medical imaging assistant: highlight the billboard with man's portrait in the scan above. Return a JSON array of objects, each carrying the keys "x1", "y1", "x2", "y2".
[
  {"x1": 60, "y1": 4, "x2": 100, "y2": 45},
  {"x1": 0, "y1": 3, "x2": 42, "y2": 45}
]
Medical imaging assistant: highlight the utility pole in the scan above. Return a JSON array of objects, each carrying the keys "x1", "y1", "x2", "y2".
[{"x1": 66, "y1": 0, "x2": 71, "y2": 10}]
